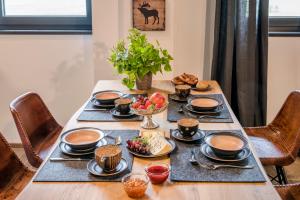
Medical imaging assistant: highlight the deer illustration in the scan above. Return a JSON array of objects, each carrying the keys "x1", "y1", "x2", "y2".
[{"x1": 138, "y1": 1, "x2": 159, "y2": 25}]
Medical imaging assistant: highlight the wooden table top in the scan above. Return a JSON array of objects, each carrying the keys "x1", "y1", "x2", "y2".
[{"x1": 17, "y1": 80, "x2": 281, "y2": 200}]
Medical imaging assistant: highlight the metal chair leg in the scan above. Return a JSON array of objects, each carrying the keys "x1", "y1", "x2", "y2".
[
  {"x1": 275, "y1": 166, "x2": 283, "y2": 184},
  {"x1": 275, "y1": 166, "x2": 288, "y2": 185},
  {"x1": 279, "y1": 166, "x2": 288, "y2": 184}
]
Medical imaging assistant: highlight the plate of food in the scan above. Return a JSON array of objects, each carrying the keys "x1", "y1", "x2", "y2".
[
  {"x1": 191, "y1": 82, "x2": 212, "y2": 92},
  {"x1": 171, "y1": 73, "x2": 198, "y2": 86},
  {"x1": 126, "y1": 131, "x2": 176, "y2": 158}
]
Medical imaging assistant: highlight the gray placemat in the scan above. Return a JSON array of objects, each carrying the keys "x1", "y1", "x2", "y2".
[
  {"x1": 77, "y1": 94, "x2": 145, "y2": 122},
  {"x1": 167, "y1": 94, "x2": 234, "y2": 123},
  {"x1": 170, "y1": 130, "x2": 266, "y2": 183},
  {"x1": 33, "y1": 130, "x2": 139, "y2": 182}
]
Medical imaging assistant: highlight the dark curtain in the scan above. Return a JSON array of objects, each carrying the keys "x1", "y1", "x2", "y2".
[{"x1": 211, "y1": 0, "x2": 269, "y2": 127}]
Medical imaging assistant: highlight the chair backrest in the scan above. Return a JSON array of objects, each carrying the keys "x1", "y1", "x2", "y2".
[
  {"x1": 0, "y1": 131, "x2": 25, "y2": 189},
  {"x1": 10, "y1": 92, "x2": 60, "y2": 149},
  {"x1": 271, "y1": 90, "x2": 300, "y2": 159}
]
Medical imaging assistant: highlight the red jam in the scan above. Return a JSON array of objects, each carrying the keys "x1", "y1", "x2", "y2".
[{"x1": 146, "y1": 165, "x2": 169, "y2": 184}]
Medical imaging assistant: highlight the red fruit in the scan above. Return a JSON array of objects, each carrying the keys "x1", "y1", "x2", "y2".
[
  {"x1": 139, "y1": 105, "x2": 146, "y2": 110},
  {"x1": 145, "y1": 100, "x2": 152, "y2": 108},
  {"x1": 150, "y1": 92, "x2": 165, "y2": 105},
  {"x1": 132, "y1": 102, "x2": 141, "y2": 109},
  {"x1": 155, "y1": 103, "x2": 163, "y2": 109},
  {"x1": 156, "y1": 98, "x2": 165, "y2": 105}
]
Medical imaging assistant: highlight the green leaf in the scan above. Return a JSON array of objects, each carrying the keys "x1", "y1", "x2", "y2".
[{"x1": 108, "y1": 28, "x2": 173, "y2": 89}]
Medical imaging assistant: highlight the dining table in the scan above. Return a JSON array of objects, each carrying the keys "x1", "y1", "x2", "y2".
[{"x1": 17, "y1": 80, "x2": 281, "y2": 200}]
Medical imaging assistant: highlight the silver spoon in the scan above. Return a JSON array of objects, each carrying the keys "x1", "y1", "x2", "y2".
[
  {"x1": 178, "y1": 105, "x2": 184, "y2": 113},
  {"x1": 115, "y1": 136, "x2": 122, "y2": 145}
]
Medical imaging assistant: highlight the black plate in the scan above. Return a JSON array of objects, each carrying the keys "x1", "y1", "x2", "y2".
[
  {"x1": 169, "y1": 94, "x2": 189, "y2": 102},
  {"x1": 111, "y1": 109, "x2": 136, "y2": 118},
  {"x1": 127, "y1": 138, "x2": 176, "y2": 158},
  {"x1": 87, "y1": 158, "x2": 128, "y2": 177},
  {"x1": 188, "y1": 97, "x2": 223, "y2": 111},
  {"x1": 60, "y1": 127, "x2": 105, "y2": 150},
  {"x1": 204, "y1": 132, "x2": 248, "y2": 157},
  {"x1": 191, "y1": 84, "x2": 212, "y2": 92},
  {"x1": 91, "y1": 98, "x2": 115, "y2": 109},
  {"x1": 184, "y1": 104, "x2": 223, "y2": 115},
  {"x1": 59, "y1": 139, "x2": 108, "y2": 156},
  {"x1": 200, "y1": 143, "x2": 251, "y2": 162},
  {"x1": 171, "y1": 129, "x2": 205, "y2": 142}
]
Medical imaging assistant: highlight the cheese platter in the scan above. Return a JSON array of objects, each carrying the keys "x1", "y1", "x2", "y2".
[{"x1": 126, "y1": 131, "x2": 176, "y2": 158}]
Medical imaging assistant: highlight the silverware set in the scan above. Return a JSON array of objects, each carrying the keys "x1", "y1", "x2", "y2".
[{"x1": 189, "y1": 149, "x2": 253, "y2": 170}]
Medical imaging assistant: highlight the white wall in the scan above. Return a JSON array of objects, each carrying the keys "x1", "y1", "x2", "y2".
[
  {"x1": 267, "y1": 37, "x2": 300, "y2": 123},
  {"x1": 0, "y1": 0, "x2": 207, "y2": 143},
  {"x1": 1, "y1": 0, "x2": 293, "y2": 143}
]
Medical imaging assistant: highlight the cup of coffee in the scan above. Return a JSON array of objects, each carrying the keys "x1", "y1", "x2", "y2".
[
  {"x1": 95, "y1": 145, "x2": 122, "y2": 172},
  {"x1": 177, "y1": 118, "x2": 199, "y2": 137},
  {"x1": 115, "y1": 98, "x2": 132, "y2": 114},
  {"x1": 175, "y1": 85, "x2": 191, "y2": 98}
]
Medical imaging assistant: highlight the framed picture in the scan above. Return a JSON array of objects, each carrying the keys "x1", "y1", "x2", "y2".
[{"x1": 133, "y1": 0, "x2": 165, "y2": 31}]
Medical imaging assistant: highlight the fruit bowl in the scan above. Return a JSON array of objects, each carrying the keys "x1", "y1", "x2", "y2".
[
  {"x1": 131, "y1": 102, "x2": 168, "y2": 116},
  {"x1": 131, "y1": 102, "x2": 168, "y2": 129},
  {"x1": 131, "y1": 93, "x2": 168, "y2": 129}
]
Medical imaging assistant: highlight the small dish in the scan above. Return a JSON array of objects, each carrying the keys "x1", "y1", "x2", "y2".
[
  {"x1": 171, "y1": 129, "x2": 205, "y2": 142},
  {"x1": 122, "y1": 173, "x2": 149, "y2": 198},
  {"x1": 111, "y1": 109, "x2": 136, "y2": 118},
  {"x1": 188, "y1": 97, "x2": 222, "y2": 111},
  {"x1": 169, "y1": 94, "x2": 189, "y2": 102},
  {"x1": 61, "y1": 127, "x2": 105, "y2": 150},
  {"x1": 145, "y1": 163, "x2": 170, "y2": 184},
  {"x1": 59, "y1": 139, "x2": 108, "y2": 156},
  {"x1": 92, "y1": 90, "x2": 123, "y2": 105},
  {"x1": 87, "y1": 158, "x2": 128, "y2": 177},
  {"x1": 204, "y1": 132, "x2": 248, "y2": 157},
  {"x1": 192, "y1": 82, "x2": 211, "y2": 92},
  {"x1": 91, "y1": 98, "x2": 115, "y2": 109},
  {"x1": 200, "y1": 143, "x2": 251, "y2": 162}
]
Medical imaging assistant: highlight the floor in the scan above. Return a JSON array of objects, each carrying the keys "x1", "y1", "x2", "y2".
[{"x1": 12, "y1": 147, "x2": 300, "y2": 185}]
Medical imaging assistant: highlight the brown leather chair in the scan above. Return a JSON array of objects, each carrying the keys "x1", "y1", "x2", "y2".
[
  {"x1": 244, "y1": 91, "x2": 300, "y2": 184},
  {"x1": 0, "y1": 131, "x2": 34, "y2": 199},
  {"x1": 275, "y1": 183, "x2": 300, "y2": 200},
  {"x1": 10, "y1": 92, "x2": 62, "y2": 168}
]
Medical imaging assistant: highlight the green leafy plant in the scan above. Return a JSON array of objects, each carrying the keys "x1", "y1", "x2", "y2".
[{"x1": 109, "y1": 28, "x2": 173, "y2": 89}]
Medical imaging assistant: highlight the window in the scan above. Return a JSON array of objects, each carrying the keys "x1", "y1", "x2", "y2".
[
  {"x1": 0, "y1": 0, "x2": 92, "y2": 34},
  {"x1": 269, "y1": 0, "x2": 300, "y2": 36}
]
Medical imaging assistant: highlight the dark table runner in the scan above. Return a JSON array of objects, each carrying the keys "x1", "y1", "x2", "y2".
[
  {"x1": 33, "y1": 130, "x2": 139, "y2": 182},
  {"x1": 170, "y1": 130, "x2": 266, "y2": 183},
  {"x1": 77, "y1": 94, "x2": 144, "y2": 122},
  {"x1": 167, "y1": 94, "x2": 233, "y2": 123}
]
